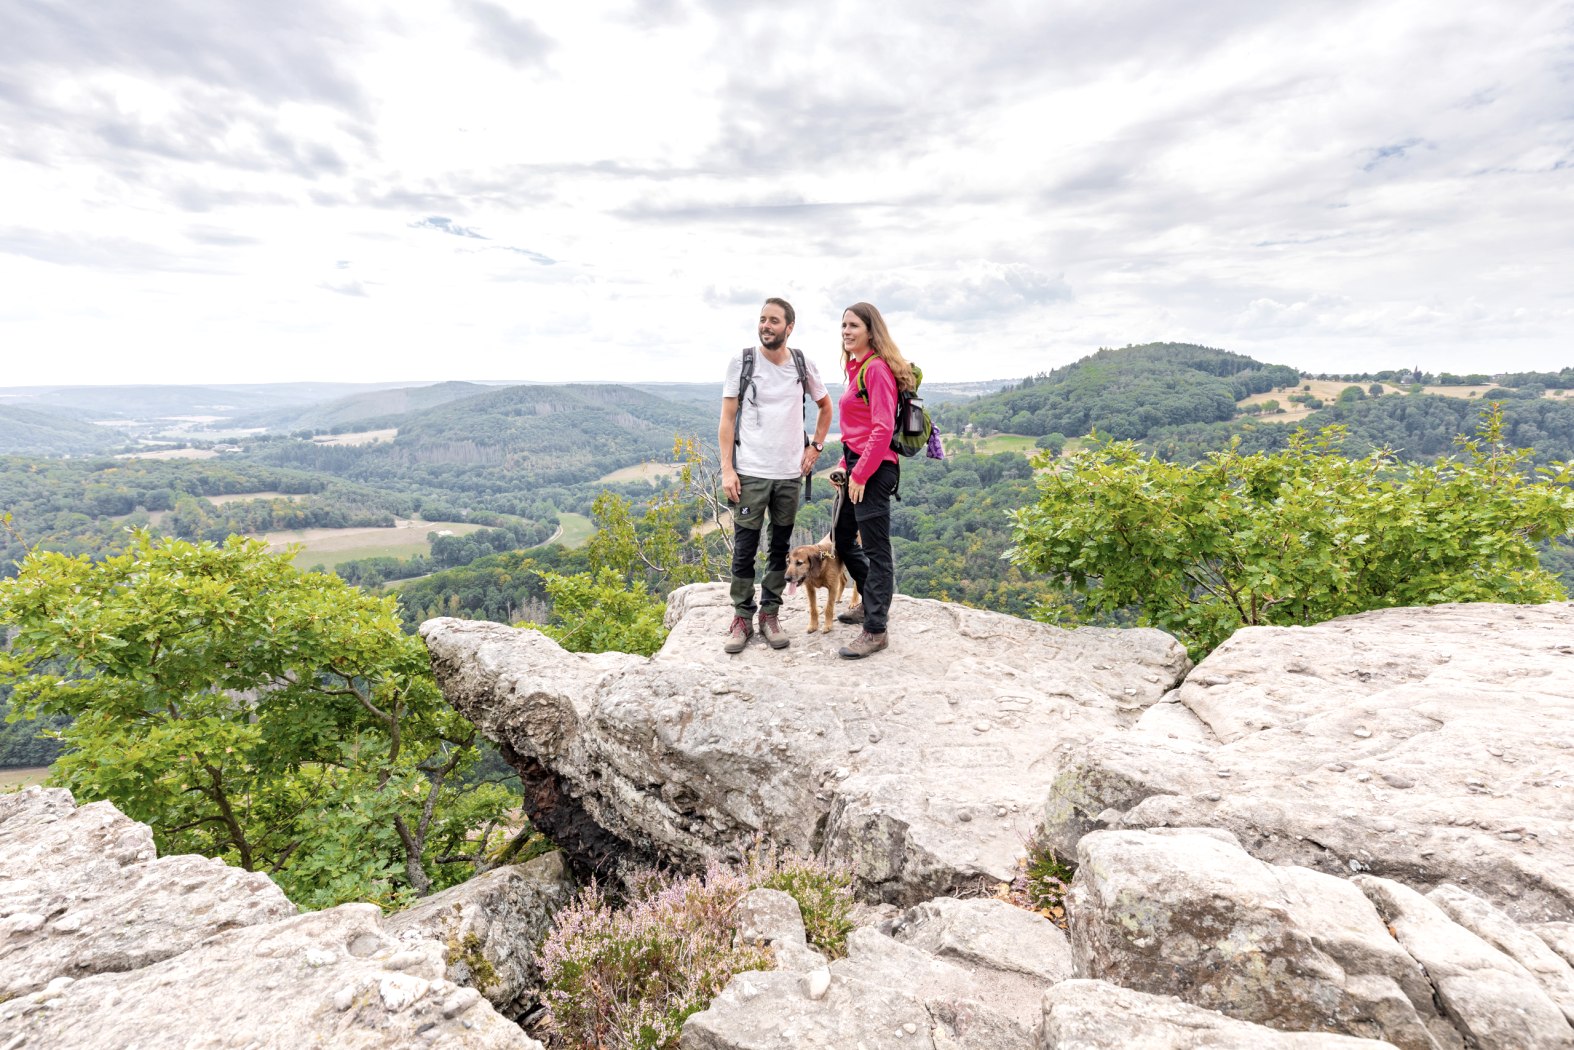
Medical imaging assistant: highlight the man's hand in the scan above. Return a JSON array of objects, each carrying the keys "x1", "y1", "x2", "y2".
[
  {"x1": 800, "y1": 445, "x2": 819, "y2": 476},
  {"x1": 722, "y1": 467, "x2": 741, "y2": 503}
]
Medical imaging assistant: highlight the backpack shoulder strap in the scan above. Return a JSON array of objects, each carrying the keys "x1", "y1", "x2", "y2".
[
  {"x1": 737, "y1": 347, "x2": 756, "y2": 399},
  {"x1": 733, "y1": 347, "x2": 755, "y2": 447},
  {"x1": 788, "y1": 348, "x2": 808, "y2": 386},
  {"x1": 855, "y1": 355, "x2": 879, "y2": 402}
]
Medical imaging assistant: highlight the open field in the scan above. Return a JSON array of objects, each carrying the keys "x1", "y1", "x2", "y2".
[
  {"x1": 312, "y1": 428, "x2": 397, "y2": 446},
  {"x1": 119, "y1": 448, "x2": 219, "y2": 460},
  {"x1": 207, "y1": 491, "x2": 305, "y2": 507},
  {"x1": 596, "y1": 462, "x2": 685, "y2": 484},
  {"x1": 553, "y1": 512, "x2": 595, "y2": 548},
  {"x1": 262, "y1": 519, "x2": 485, "y2": 570},
  {"x1": 0, "y1": 767, "x2": 49, "y2": 790}
]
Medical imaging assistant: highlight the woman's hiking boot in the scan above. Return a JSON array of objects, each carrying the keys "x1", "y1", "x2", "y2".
[
  {"x1": 758, "y1": 611, "x2": 790, "y2": 650},
  {"x1": 838, "y1": 630, "x2": 888, "y2": 659},
  {"x1": 724, "y1": 615, "x2": 753, "y2": 654},
  {"x1": 836, "y1": 603, "x2": 864, "y2": 625}
]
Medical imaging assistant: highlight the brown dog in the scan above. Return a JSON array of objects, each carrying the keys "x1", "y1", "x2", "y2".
[{"x1": 784, "y1": 539, "x2": 858, "y2": 633}]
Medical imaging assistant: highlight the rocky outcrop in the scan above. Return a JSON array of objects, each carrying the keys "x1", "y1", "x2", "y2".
[
  {"x1": 1038, "y1": 602, "x2": 1574, "y2": 925},
  {"x1": 419, "y1": 594, "x2": 1574, "y2": 1049},
  {"x1": 0, "y1": 785, "x2": 296, "y2": 998},
  {"x1": 421, "y1": 584, "x2": 1191, "y2": 903},
  {"x1": 384, "y1": 851, "x2": 577, "y2": 1021},
  {"x1": 0, "y1": 787, "x2": 545, "y2": 1049}
]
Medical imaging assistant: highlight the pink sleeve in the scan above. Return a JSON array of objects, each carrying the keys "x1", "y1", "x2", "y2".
[{"x1": 852, "y1": 360, "x2": 898, "y2": 486}]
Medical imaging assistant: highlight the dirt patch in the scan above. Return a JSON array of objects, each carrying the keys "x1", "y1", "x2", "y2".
[{"x1": 0, "y1": 767, "x2": 49, "y2": 790}]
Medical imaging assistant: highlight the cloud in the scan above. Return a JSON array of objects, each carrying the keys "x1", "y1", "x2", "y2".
[
  {"x1": 410, "y1": 216, "x2": 489, "y2": 239},
  {"x1": 494, "y1": 246, "x2": 556, "y2": 265},
  {"x1": 0, "y1": 227, "x2": 217, "y2": 273},
  {"x1": 320, "y1": 278, "x2": 369, "y2": 298},
  {"x1": 453, "y1": 0, "x2": 555, "y2": 68},
  {"x1": 836, "y1": 263, "x2": 1074, "y2": 323}
]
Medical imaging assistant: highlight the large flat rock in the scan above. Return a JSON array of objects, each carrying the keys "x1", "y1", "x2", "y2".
[
  {"x1": 1038, "y1": 603, "x2": 1574, "y2": 924},
  {"x1": 0, "y1": 786, "x2": 296, "y2": 997},
  {"x1": 0, "y1": 787, "x2": 543, "y2": 1049},
  {"x1": 421, "y1": 583, "x2": 1191, "y2": 903}
]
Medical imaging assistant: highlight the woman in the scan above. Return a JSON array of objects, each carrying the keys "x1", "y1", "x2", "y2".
[{"x1": 831, "y1": 302, "x2": 916, "y2": 658}]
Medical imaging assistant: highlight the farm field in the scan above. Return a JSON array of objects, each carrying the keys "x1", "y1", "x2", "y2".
[
  {"x1": 553, "y1": 512, "x2": 595, "y2": 548},
  {"x1": 596, "y1": 462, "x2": 684, "y2": 484},
  {"x1": 262, "y1": 519, "x2": 485, "y2": 570},
  {"x1": 959, "y1": 433, "x2": 1039, "y2": 454},
  {"x1": 207, "y1": 491, "x2": 305, "y2": 506},
  {"x1": 119, "y1": 447, "x2": 219, "y2": 460},
  {"x1": 0, "y1": 766, "x2": 49, "y2": 790},
  {"x1": 312, "y1": 428, "x2": 397, "y2": 446}
]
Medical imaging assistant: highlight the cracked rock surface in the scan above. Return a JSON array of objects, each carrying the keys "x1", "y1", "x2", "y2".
[
  {"x1": 421, "y1": 583, "x2": 1190, "y2": 903},
  {"x1": 1038, "y1": 602, "x2": 1574, "y2": 925},
  {"x1": 0, "y1": 788, "x2": 543, "y2": 1050}
]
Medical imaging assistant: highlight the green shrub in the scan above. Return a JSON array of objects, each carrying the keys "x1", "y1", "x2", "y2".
[{"x1": 751, "y1": 849, "x2": 856, "y2": 960}]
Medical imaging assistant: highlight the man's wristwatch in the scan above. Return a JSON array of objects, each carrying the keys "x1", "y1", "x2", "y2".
[{"x1": 810, "y1": 440, "x2": 824, "y2": 451}]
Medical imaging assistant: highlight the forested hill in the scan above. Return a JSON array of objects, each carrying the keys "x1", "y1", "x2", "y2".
[
  {"x1": 251, "y1": 382, "x2": 716, "y2": 493},
  {"x1": 230, "y1": 381, "x2": 495, "y2": 432},
  {"x1": 0, "y1": 404, "x2": 126, "y2": 456},
  {"x1": 933, "y1": 343, "x2": 1300, "y2": 441}
]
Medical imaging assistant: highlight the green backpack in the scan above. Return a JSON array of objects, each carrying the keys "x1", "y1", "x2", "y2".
[{"x1": 856, "y1": 357, "x2": 937, "y2": 458}]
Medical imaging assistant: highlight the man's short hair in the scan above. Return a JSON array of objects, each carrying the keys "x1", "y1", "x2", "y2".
[{"x1": 763, "y1": 297, "x2": 795, "y2": 327}]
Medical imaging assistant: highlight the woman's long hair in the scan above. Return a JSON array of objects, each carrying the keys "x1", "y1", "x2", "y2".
[{"x1": 841, "y1": 302, "x2": 916, "y2": 393}]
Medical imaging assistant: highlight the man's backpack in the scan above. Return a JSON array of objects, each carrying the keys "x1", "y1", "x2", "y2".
[
  {"x1": 855, "y1": 356, "x2": 941, "y2": 459},
  {"x1": 733, "y1": 346, "x2": 810, "y2": 448}
]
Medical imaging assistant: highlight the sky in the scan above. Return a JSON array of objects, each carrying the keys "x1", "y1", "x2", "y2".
[{"x1": 2, "y1": 0, "x2": 1571, "y2": 389}]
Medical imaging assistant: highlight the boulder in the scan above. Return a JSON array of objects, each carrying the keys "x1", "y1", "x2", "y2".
[
  {"x1": 1356, "y1": 875, "x2": 1574, "y2": 1049},
  {"x1": 1037, "y1": 980, "x2": 1402, "y2": 1049},
  {"x1": 0, "y1": 901, "x2": 542, "y2": 1050},
  {"x1": 733, "y1": 888, "x2": 827, "y2": 971},
  {"x1": 384, "y1": 851, "x2": 576, "y2": 1020},
  {"x1": 1426, "y1": 884, "x2": 1574, "y2": 1026},
  {"x1": 420, "y1": 584, "x2": 1190, "y2": 904},
  {"x1": 1038, "y1": 602, "x2": 1574, "y2": 925},
  {"x1": 0, "y1": 786, "x2": 296, "y2": 997},
  {"x1": 1066, "y1": 829, "x2": 1460, "y2": 1050},
  {"x1": 0, "y1": 787, "x2": 543, "y2": 1049},
  {"x1": 683, "y1": 897, "x2": 1072, "y2": 1049}
]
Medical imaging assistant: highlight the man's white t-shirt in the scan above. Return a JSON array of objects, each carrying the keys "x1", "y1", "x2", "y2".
[{"x1": 723, "y1": 349, "x2": 829, "y2": 481}]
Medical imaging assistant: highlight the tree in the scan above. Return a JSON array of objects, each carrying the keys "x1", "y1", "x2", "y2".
[
  {"x1": 1007, "y1": 408, "x2": 1574, "y2": 657},
  {"x1": 0, "y1": 531, "x2": 518, "y2": 909},
  {"x1": 523, "y1": 436, "x2": 729, "y2": 656}
]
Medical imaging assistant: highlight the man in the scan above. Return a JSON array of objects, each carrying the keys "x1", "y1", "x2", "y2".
[{"x1": 718, "y1": 297, "x2": 833, "y2": 653}]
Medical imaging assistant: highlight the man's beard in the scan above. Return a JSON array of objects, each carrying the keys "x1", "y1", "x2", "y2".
[{"x1": 759, "y1": 329, "x2": 785, "y2": 349}]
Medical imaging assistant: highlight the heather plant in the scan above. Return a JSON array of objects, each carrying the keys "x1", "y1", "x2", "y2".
[
  {"x1": 749, "y1": 848, "x2": 856, "y2": 960},
  {"x1": 539, "y1": 851, "x2": 856, "y2": 1049},
  {"x1": 539, "y1": 863, "x2": 770, "y2": 1050}
]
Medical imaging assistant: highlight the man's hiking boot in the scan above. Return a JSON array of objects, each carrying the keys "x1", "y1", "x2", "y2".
[
  {"x1": 758, "y1": 612, "x2": 790, "y2": 650},
  {"x1": 724, "y1": 615, "x2": 753, "y2": 654},
  {"x1": 836, "y1": 603, "x2": 864, "y2": 625},
  {"x1": 838, "y1": 630, "x2": 888, "y2": 659}
]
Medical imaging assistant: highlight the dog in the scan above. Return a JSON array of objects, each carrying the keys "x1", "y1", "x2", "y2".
[{"x1": 784, "y1": 538, "x2": 858, "y2": 633}]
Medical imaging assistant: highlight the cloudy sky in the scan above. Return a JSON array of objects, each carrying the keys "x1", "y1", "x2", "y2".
[{"x1": 2, "y1": 0, "x2": 1571, "y2": 388}]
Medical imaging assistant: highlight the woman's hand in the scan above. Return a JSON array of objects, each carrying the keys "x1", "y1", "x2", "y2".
[{"x1": 848, "y1": 480, "x2": 866, "y2": 503}]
